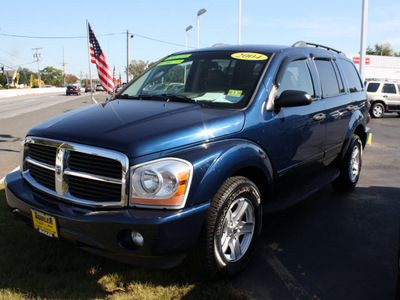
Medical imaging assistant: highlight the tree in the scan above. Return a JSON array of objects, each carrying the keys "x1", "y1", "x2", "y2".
[
  {"x1": 65, "y1": 74, "x2": 78, "y2": 84},
  {"x1": 17, "y1": 67, "x2": 35, "y2": 86},
  {"x1": 32, "y1": 78, "x2": 44, "y2": 88},
  {"x1": 127, "y1": 60, "x2": 148, "y2": 78},
  {"x1": 0, "y1": 74, "x2": 7, "y2": 87},
  {"x1": 366, "y1": 43, "x2": 400, "y2": 57},
  {"x1": 41, "y1": 66, "x2": 63, "y2": 86}
]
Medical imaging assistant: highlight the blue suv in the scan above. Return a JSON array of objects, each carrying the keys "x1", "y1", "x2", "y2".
[{"x1": 5, "y1": 42, "x2": 371, "y2": 276}]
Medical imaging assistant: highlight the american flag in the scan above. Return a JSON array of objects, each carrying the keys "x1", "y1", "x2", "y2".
[{"x1": 88, "y1": 23, "x2": 114, "y2": 93}]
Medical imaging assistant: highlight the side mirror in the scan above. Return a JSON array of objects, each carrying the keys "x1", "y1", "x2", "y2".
[{"x1": 275, "y1": 90, "x2": 312, "y2": 109}]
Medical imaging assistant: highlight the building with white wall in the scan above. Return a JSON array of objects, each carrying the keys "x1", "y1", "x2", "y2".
[{"x1": 346, "y1": 54, "x2": 400, "y2": 81}]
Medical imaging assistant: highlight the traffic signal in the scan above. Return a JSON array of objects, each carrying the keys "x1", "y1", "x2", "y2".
[{"x1": 0, "y1": 66, "x2": 4, "y2": 74}]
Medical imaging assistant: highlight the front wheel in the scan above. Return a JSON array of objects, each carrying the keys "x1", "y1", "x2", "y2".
[
  {"x1": 193, "y1": 176, "x2": 262, "y2": 277},
  {"x1": 332, "y1": 135, "x2": 363, "y2": 192}
]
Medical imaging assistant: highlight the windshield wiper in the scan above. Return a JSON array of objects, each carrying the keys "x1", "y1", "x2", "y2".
[
  {"x1": 115, "y1": 94, "x2": 140, "y2": 99},
  {"x1": 161, "y1": 94, "x2": 209, "y2": 107},
  {"x1": 116, "y1": 93, "x2": 209, "y2": 107}
]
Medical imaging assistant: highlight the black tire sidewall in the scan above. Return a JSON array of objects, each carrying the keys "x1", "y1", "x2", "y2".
[
  {"x1": 333, "y1": 135, "x2": 363, "y2": 191},
  {"x1": 209, "y1": 176, "x2": 262, "y2": 276},
  {"x1": 371, "y1": 103, "x2": 384, "y2": 118}
]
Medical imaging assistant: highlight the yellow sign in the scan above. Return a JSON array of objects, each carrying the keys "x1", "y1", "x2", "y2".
[
  {"x1": 32, "y1": 210, "x2": 59, "y2": 238},
  {"x1": 231, "y1": 52, "x2": 268, "y2": 61},
  {"x1": 228, "y1": 90, "x2": 243, "y2": 97}
]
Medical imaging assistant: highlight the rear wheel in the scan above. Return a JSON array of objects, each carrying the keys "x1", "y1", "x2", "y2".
[
  {"x1": 194, "y1": 176, "x2": 262, "y2": 277},
  {"x1": 333, "y1": 135, "x2": 363, "y2": 192},
  {"x1": 371, "y1": 102, "x2": 385, "y2": 118}
]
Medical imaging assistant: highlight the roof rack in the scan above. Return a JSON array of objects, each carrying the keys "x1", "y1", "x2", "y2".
[{"x1": 292, "y1": 41, "x2": 344, "y2": 55}]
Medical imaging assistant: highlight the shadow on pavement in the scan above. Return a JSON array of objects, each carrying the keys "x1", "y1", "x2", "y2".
[{"x1": 232, "y1": 185, "x2": 400, "y2": 300}]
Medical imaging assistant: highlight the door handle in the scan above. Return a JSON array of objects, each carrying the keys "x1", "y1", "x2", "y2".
[{"x1": 313, "y1": 113, "x2": 326, "y2": 121}]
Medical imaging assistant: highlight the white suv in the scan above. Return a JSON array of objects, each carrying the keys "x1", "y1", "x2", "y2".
[{"x1": 366, "y1": 80, "x2": 400, "y2": 118}]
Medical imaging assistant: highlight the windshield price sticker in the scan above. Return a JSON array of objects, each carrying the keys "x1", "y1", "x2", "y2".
[
  {"x1": 231, "y1": 52, "x2": 268, "y2": 61},
  {"x1": 31, "y1": 210, "x2": 59, "y2": 238},
  {"x1": 228, "y1": 90, "x2": 243, "y2": 97}
]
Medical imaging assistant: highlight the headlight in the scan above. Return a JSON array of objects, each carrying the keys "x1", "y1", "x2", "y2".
[{"x1": 130, "y1": 158, "x2": 193, "y2": 209}]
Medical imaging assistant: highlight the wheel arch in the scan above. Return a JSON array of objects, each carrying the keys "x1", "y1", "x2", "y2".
[
  {"x1": 187, "y1": 140, "x2": 274, "y2": 207},
  {"x1": 370, "y1": 99, "x2": 387, "y2": 110}
]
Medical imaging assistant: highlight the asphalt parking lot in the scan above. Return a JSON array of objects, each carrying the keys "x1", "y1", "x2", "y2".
[{"x1": 232, "y1": 114, "x2": 400, "y2": 299}]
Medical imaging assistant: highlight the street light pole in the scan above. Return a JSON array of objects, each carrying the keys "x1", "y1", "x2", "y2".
[
  {"x1": 238, "y1": 0, "x2": 242, "y2": 44},
  {"x1": 126, "y1": 30, "x2": 129, "y2": 84},
  {"x1": 126, "y1": 30, "x2": 134, "y2": 84},
  {"x1": 197, "y1": 8, "x2": 207, "y2": 49},
  {"x1": 185, "y1": 25, "x2": 193, "y2": 50},
  {"x1": 359, "y1": 0, "x2": 368, "y2": 79}
]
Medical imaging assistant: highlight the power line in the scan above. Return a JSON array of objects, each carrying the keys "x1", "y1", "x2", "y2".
[{"x1": 0, "y1": 31, "x2": 194, "y2": 49}]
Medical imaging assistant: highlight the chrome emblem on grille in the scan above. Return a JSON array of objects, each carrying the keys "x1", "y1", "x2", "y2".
[{"x1": 55, "y1": 166, "x2": 62, "y2": 175}]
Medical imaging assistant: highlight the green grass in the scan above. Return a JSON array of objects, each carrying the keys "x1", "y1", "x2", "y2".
[{"x1": 0, "y1": 184, "x2": 247, "y2": 299}]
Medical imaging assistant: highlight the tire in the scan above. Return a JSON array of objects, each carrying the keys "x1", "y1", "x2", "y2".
[
  {"x1": 193, "y1": 176, "x2": 262, "y2": 277},
  {"x1": 332, "y1": 135, "x2": 363, "y2": 192},
  {"x1": 371, "y1": 102, "x2": 385, "y2": 118},
  {"x1": 397, "y1": 112, "x2": 400, "y2": 117}
]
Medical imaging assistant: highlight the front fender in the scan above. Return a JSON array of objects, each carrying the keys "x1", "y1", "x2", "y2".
[{"x1": 175, "y1": 139, "x2": 274, "y2": 207}]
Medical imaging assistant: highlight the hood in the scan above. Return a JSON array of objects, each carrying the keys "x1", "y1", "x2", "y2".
[{"x1": 28, "y1": 99, "x2": 245, "y2": 158}]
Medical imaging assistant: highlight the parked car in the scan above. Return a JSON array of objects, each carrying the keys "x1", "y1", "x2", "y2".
[
  {"x1": 366, "y1": 80, "x2": 400, "y2": 118},
  {"x1": 5, "y1": 42, "x2": 371, "y2": 277},
  {"x1": 66, "y1": 85, "x2": 81, "y2": 96},
  {"x1": 95, "y1": 84, "x2": 104, "y2": 91},
  {"x1": 85, "y1": 86, "x2": 93, "y2": 93}
]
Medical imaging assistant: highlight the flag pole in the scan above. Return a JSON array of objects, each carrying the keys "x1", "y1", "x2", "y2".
[{"x1": 86, "y1": 20, "x2": 97, "y2": 104}]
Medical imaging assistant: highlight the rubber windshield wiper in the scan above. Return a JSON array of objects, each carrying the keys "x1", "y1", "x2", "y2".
[
  {"x1": 115, "y1": 94, "x2": 140, "y2": 99},
  {"x1": 161, "y1": 94, "x2": 208, "y2": 107},
  {"x1": 115, "y1": 94, "x2": 167, "y2": 100}
]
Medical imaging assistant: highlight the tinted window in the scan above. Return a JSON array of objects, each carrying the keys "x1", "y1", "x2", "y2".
[
  {"x1": 332, "y1": 61, "x2": 345, "y2": 93},
  {"x1": 339, "y1": 59, "x2": 363, "y2": 93},
  {"x1": 382, "y1": 83, "x2": 396, "y2": 94},
  {"x1": 277, "y1": 59, "x2": 314, "y2": 97},
  {"x1": 315, "y1": 59, "x2": 341, "y2": 98},
  {"x1": 367, "y1": 82, "x2": 380, "y2": 92}
]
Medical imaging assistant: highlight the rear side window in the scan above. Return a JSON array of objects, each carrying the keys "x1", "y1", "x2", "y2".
[
  {"x1": 382, "y1": 83, "x2": 396, "y2": 94},
  {"x1": 339, "y1": 59, "x2": 363, "y2": 93},
  {"x1": 366, "y1": 82, "x2": 380, "y2": 92},
  {"x1": 314, "y1": 59, "x2": 342, "y2": 98}
]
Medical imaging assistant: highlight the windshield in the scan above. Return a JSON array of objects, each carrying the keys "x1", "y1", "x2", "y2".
[{"x1": 118, "y1": 51, "x2": 270, "y2": 109}]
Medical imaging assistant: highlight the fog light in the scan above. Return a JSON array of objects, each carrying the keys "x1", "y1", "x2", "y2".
[{"x1": 131, "y1": 231, "x2": 144, "y2": 247}]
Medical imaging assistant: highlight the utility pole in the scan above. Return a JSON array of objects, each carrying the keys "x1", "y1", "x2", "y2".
[
  {"x1": 62, "y1": 48, "x2": 66, "y2": 86},
  {"x1": 32, "y1": 48, "x2": 42, "y2": 88}
]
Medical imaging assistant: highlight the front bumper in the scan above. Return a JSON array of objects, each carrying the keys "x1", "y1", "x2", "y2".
[{"x1": 5, "y1": 171, "x2": 209, "y2": 268}]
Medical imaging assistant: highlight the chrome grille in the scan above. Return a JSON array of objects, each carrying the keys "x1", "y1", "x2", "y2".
[{"x1": 22, "y1": 137, "x2": 129, "y2": 208}]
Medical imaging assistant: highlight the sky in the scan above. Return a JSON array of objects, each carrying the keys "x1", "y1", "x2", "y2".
[{"x1": 1, "y1": 0, "x2": 399, "y2": 82}]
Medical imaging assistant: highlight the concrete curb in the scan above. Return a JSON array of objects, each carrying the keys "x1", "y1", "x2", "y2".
[{"x1": 0, "y1": 88, "x2": 66, "y2": 99}]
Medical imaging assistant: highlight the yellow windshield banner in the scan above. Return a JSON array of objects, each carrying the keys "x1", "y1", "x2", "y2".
[
  {"x1": 231, "y1": 52, "x2": 268, "y2": 61},
  {"x1": 166, "y1": 54, "x2": 192, "y2": 61},
  {"x1": 157, "y1": 60, "x2": 184, "y2": 66}
]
